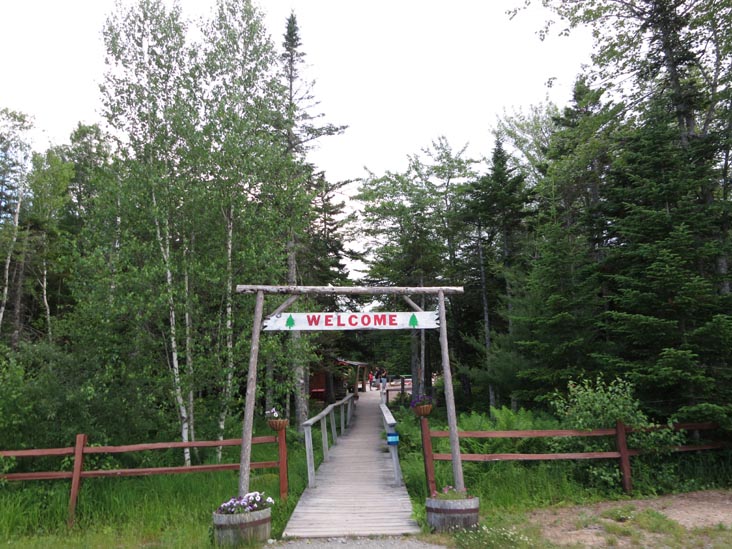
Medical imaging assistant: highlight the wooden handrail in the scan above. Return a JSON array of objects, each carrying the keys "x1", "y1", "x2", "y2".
[
  {"x1": 380, "y1": 403, "x2": 403, "y2": 485},
  {"x1": 302, "y1": 393, "x2": 355, "y2": 488}
]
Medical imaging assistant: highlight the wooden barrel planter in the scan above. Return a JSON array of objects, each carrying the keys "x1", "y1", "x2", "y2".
[
  {"x1": 212, "y1": 508, "x2": 271, "y2": 546},
  {"x1": 425, "y1": 496, "x2": 479, "y2": 532}
]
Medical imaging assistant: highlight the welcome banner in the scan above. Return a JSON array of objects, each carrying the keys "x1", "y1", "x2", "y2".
[{"x1": 262, "y1": 311, "x2": 439, "y2": 331}]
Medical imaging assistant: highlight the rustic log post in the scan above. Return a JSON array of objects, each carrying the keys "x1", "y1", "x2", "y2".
[
  {"x1": 420, "y1": 417, "x2": 437, "y2": 496},
  {"x1": 277, "y1": 429, "x2": 288, "y2": 500},
  {"x1": 67, "y1": 433, "x2": 87, "y2": 528},
  {"x1": 238, "y1": 290, "x2": 265, "y2": 496},
  {"x1": 438, "y1": 290, "x2": 464, "y2": 491},
  {"x1": 615, "y1": 420, "x2": 632, "y2": 494}
]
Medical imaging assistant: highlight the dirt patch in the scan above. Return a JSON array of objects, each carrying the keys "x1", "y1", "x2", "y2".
[{"x1": 528, "y1": 489, "x2": 732, "y2": 547}]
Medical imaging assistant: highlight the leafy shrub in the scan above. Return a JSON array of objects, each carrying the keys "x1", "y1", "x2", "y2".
[{"x1": 550, "y1": 377, "x2": 683, "y2": 493}]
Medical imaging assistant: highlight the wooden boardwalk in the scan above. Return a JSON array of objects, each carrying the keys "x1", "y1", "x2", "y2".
[{"x1": 283, "y1": 389, "x2": 420, "y2": 538}]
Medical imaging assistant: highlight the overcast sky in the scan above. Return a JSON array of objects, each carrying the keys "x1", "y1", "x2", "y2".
[{"x1": 1, "y1": 0, "x2": 592, "y2": 185}]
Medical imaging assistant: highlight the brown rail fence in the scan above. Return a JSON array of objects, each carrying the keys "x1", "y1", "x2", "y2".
[
  {"x1": 419, "y1": 419, "x2": 726, "y2": 496},
  {"x1": 0, "y1": 432, "x2": 288, "y2": 528}
]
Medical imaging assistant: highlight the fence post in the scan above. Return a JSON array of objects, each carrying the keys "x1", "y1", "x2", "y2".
[
  {"x1": 615, "y1": 420, "x2": 632, "y2": 494},
  {"x1": 67, "y1": 433, "x2": 87, "y2": 528},
  {"x1": 277, "y1": 428, "x2": 288, "y2": 500},
  {"x1": 420, "y1": 417, "x2": 436, "y2": 496}
]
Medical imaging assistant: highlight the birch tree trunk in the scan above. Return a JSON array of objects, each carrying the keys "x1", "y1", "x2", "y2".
[
  {"x1": 0, "y1": 181, "x2": 24, "y2": 331},
  {"x1": 183, "y1": 248, "x2": 197, "y2": 460},
  {"x1": 10, "y1": 230, "x2": 28, "y2": 349},
  {"x1": 41, "y1": 255, "x2": 52, "y2": 343},
  {"x1": 217, "y1": 207, "x2": 235, "y2": 462},
  {"x1": 152, "y1": 187, "x2": 191, "y2": 466}
]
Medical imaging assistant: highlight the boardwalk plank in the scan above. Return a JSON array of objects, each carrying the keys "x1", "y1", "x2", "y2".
[{"x1": 282, "y1": 390, "x2": 421, "y2": 538}]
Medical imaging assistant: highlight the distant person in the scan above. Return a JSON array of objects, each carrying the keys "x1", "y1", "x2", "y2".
[
  {"x1": 374, "y1": 367, "x2": 384, "y2": 390},
  {"x1": 368, "y1": 370, "x2": 374, "y2": 390},
  {"x1": 380, "y1": 368, "x2": 388, "y2": 391}
]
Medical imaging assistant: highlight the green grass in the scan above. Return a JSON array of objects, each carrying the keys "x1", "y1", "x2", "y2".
[
  {"x1": 2, "y1": 408, "x2": 731, "y2": 548},
  {"x1": 392, "y1": 405, "x2": 732, "y2": 547},
  {"x1": 0, "y1": 422, "x2": 320, "y2": 548}
]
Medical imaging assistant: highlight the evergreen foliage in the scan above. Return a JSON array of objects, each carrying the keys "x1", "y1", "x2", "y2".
[{"x1": 1, "y1": 0, "x2": 731, "y2": 477}]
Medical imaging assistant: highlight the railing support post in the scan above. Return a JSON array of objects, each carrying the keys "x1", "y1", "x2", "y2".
[
  {"x1": 340, "y1": 402, "x2": 346, "y2": 435},
  {"x1": 380, "y1": 403, "x2": 403, "y2": 486},
  {"x1": 304, "y1": 425, "x2": 315, "y2": 488},
  {"x1": 329, "y1": 409, "x2": 338, "y2": 445},
  {"x1": 67, "y1": 433, "x2": 87, "y2": 528},
  {"x1": 616, "y1": 420, "x2": 632, "y2": 494},
  {"x1": 277, "y1": 429, "x2": 288, "y2": 500},
  {"x1": 320, "y1": 417, "x2": 329, "y2": 461},
  {"x1": 420, "y1": 417, "x2": 436, "y2": 496}
]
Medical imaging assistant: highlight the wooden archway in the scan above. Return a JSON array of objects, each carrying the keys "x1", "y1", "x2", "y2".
[{"x1": 234, "y1": 285, "x2": 465, "y2": 496}]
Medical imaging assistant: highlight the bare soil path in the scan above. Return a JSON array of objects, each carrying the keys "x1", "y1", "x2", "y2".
[{"x1": 528, "y1": 489, "x2": 732, "y2": 547}]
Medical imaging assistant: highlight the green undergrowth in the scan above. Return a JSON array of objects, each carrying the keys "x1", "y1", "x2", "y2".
[
  {"x1": 3, "y1": 405, "x2": 730, "y2": 548},
  {"x1": 0, "y1": 422, "x2": 317, "y2": 547},
  {"x1": 393, "y1": 404, "x2": 732, "y2": 547}
]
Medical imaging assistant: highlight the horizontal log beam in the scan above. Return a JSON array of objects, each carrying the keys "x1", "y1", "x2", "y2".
[
  {"x1": 236, "y1": 285, "x2": 464, "y2": 296},
  {"x1": 0, "y1": 447, "x2": 74, "y2": 458},
  {"x1": 429, "y1": 428, "x2": 617, "y2": 438},
  {"x1": 84, "y1": 436, "x2": 275, "y2": 454},
  {"x1": 1, "y1": 461, "x2": 279, "y2": 482},
  {"x1": 3, "y1": 471, "x2": 74, "y2": 481},
  {"x1": 79, "y1": 461, "x2": 278, "y2": 478},
  {"x1": 434, "y1": 451, "x2": 622, "y2": 462}
]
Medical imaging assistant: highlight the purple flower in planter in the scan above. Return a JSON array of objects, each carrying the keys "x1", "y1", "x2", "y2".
[
  {"x1": 216, "y1": 491, "x2": 274, "y2": 514},
  {"x1": 410, "y1": 394, "x2": 433, "y2": 408}
]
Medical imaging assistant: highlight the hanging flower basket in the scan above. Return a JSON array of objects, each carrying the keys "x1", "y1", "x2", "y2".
[
  {"x1": 267, "y1": 418, "x2": 289, "y2": 431},
  {"x1": 265, "y1": 408, "x2": 287, "y2": 430},
  {"x1": 411, "y1": 395, "x2": 433, "y2": 416},
  {"x1": 413, "y1": 404, "x2": 433, "y2": 417}
]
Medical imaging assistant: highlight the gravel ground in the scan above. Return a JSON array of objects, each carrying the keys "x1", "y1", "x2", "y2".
[{"x1": 267, "y1": 536, "x2": 447, "y2": 548}]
